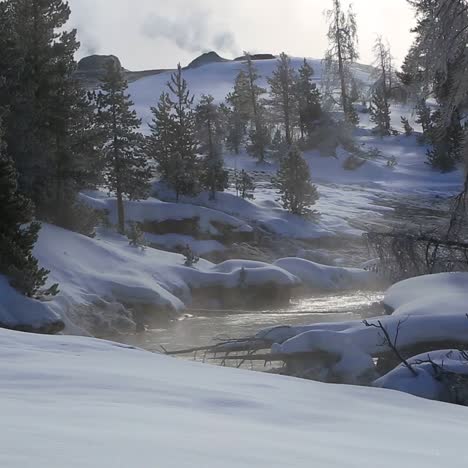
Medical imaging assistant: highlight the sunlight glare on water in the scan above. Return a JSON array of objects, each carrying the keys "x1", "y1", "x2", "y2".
[{"x1": 120, "y1": 291, "x2": 384, "y2": 354}]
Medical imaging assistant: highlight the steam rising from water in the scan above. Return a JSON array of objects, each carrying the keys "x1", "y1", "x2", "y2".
[{"x1": 141, "y1": 12, "x2": 239, "y2": 56}]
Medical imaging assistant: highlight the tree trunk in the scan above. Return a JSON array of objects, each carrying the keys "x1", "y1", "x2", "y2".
[{"x1": 116, "y1": 188, "x2": 125, "y2": 234}]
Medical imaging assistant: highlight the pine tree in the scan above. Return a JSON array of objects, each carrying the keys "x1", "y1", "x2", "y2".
[
  {"x1": 242, "y1": 54, "x2": 270, "y2": 162},
  {"x1": 221, "y1": 103, "x2": 244, "y2": 154},
  {"x1": 1, "y1": 0, "x2": 102, "y2": 229},
  {"x1": 166, "y1": 64, "x2": 200, "y2": 200},
  {"x1": 147, "y1": 91, "x2": 175, "y2": 181},
  {"x1": 296, "y1": 59, "x2": 323, "y2": 139},
  {"x1": 370, "y1": 36, "x2": 393, "y2": 136},
  {"x1": 0, "y1": 117, "x2": 50, "y2": 297},
  {"x1": 268, "y1": 53, "x2": 298, "y2": 145},
  {"x1": 401, "y1": 117, "x2": 414, "y2": 136},
  {"x1": 426, "y1": 110, "x2": 464, "y2": 172},
  {"x1": 324, "y1": 0, "x2": 359, "y2": 124},
  {"x1": 97, "y1": 62, "x2": 151, "y2": 234},
  {"x1": 369, "y1": 85, "x2": 391, "y2": 136},
  {"x1": 415, "y1": 99, "x2": 432, "y2": 142},
  {"x1": 196, "y1": 95, "x2": 229, "y2": 200},
  {"x1": 235, "y1": 169, "x2": 255, "y2": 200},
  {"x1": 273, "y1": 146, "x2": 319, "y2": 216},
  {"x1": 270, "y1": 129, "x2": 289, "y2": 161}
]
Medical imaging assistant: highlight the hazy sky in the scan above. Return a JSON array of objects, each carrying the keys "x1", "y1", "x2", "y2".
[{"x1": 68, "y1": 0, "x2": 416, "y2": 70}]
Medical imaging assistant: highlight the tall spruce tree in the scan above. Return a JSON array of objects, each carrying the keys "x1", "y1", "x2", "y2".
[
  {"x1": 273, "y1": 146, "x2": 319, "y2": 216},
  {"x1": 166, "y1": 64, "x2": 200, "y2": 200},
  {"x1": 147, "y1": 91, "x2": 174, "y2": 181},
  {"x1": 97, "y1": 62, "x2": 151, "y2": 234},
  {"x1": 195, "y1": 95, "x2": 228, "y2": 200},
  {"x1": 369, "y1": 85, "x2": 391, "y2": 136},
  {"x1": 296, "y1": 59, "x2": 323, "y2": 139},
  {"x1": 268, "y1": 53, "x2": 298, "y2": 145},
  {"x1": 324, "y1": 0, "x2": 359, "y2": 124},
  {"x1": 1, "y1": 0, "x2": 102, "y2": 229},
  {"x1": 370, "y1": 36, "x2": 392, "y2": 136},
  {"x1": 242, "y1": 54, "x2": 270, "y2": 162},
  {"x1": 0, "y1": 116, "x2": 49, "y2": 297}
]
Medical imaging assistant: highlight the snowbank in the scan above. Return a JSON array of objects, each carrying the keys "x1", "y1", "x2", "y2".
[
  {"x1": 2, "y1": 328, "x2": 468, "y2": 468},
  {"x1": 81, "y1": 191, "x2": 254, "y2": 238},
  {"x1": 274, "y1": 257, "x2": 380, "y2": 291},
  {"x1": 31, "y1": 224, "x2": 310, "y2": 333},
  {"x1": 375, "y1": 350, "x2": 468, "y2": 403},
  {"x1": 0, "y1": 276, "x2": 63, "y2": 334},
  {"x1": 269, "y1": 314, "x2": 468, "y2": 384},
  {"x1": 384, "y1": 272, "x2": 468, "y2": 314}
]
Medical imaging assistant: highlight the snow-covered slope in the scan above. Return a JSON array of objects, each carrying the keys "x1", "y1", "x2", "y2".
[{"x1": 2, "y1": 328, "x2": 468, "y2": 468}]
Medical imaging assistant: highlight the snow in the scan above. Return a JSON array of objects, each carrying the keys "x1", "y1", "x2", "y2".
[
  {"x1": 375, "y1": 350, "x2": 468, "y2": 401},
  {"x1": 384, "y1": 272, "x2": 468, "y2": 315},
  {"x1": 2, "y1": 328, "x2": 468, "y2": 468},
  {"x1": 0, "y1": 276, "x2": 61, "y2": 332},
  {"x1": 145, "y1": 233, "x2": 226, "y2": 255},
  {"x1": 274, "y1": 257, "x2": 379, "y2": 290},
  {"x1": 268, "y1": 313, "x2": 468, "y2": 383},
  {"x1": 81, "y1": 190, "x2": 253, "y2": 236}
]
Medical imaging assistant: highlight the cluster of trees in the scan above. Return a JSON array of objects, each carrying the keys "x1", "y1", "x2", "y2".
[
  {"x1": 397, "y1": 0, "x2": 468, "y2": 172},
  {"x1": 147, "y1": 54, "x2": 321, "y2": 215}
]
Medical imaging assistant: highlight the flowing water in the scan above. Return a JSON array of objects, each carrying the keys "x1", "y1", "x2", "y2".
[{"x1": 118, "y1": 290, "x2": 384, "y2": 354}]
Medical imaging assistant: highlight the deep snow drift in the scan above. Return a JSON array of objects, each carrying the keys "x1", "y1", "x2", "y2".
[{"x1": 1, "y1": 328, "x2": 468, "y2": 468}]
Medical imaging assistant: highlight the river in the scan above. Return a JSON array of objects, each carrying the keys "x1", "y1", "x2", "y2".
[{"x1": 117, "y1": 290, "x2": 384, "y2": 354}]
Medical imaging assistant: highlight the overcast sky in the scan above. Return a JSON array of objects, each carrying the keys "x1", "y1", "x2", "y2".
[{"x1": 67, "y1": 0, "x2": 416, "y2": 70}]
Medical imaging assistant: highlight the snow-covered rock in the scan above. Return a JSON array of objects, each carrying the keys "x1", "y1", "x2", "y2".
[
  {"x1": 2, "y1": 328, "x2": 468, "y2": 468},
  {"x1": 0, "y1": 276, "x2": 63, "y2": 334}
]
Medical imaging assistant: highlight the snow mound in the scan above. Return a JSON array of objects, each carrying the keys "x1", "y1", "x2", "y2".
[
  {"x1": 2, "y1": 328, "x2": 468, "y2": 468},
  {"x1": 384, "y1": 272, "x2": 468, "y2": 314},
  {"x1": 0, "y1": 276, "x2": 63, "y2": 333},
  {"x1": 375, "y1": 350, "x2": 468, "y2": 402},
  {"x1": 271, "y1": 314, "x2": 468, "y2": 384},
  {"x1": 274, "y1": 257, "x2": 380, "y2": 290}
]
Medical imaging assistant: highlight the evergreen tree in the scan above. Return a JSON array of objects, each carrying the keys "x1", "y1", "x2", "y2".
[
  {"x1": 268, "y1": 53, "x2": 298, "y2": 145},
  {"x1": 242, "y1": 54, "x2": 270, "y2": 162},
  {"x1": 415, "y1": 99, "x2": 432, "y2": 142},
  {"x1": 296, "y1": 59, "x2": 323, "y2": 139},
  {"x1": 147, "y1": 91, "x2": 175, "y2": 181},
  {"x1": 195, "y1": 95, "x2": 229, "y2": 200},
  {"x1": 273, "y1": 146, "x2": 319, "y2": 216},
  {"x1": 324, "y1": 0, "x2": 359, "y2": 124},
  {"x1": 270, "y1": 129, "x2": 289, "y2": 161},
  {"x1": 401, "y1": 117, "x2": 414, "y2": 136},
  {"x1": 369, "y1": 85, "x2": 391, "y2": 136},
  {"x1": 97, "y1": 62, "x2": 151, "y2": 234},
  {"x1": 1, "y1": 0, "x2": 102, "y2": 229},
  {"x1": 370, "y1": 36, "x2": 393, "y2": 136},
  {"x1": 221, "y1": 103, "x2": 244, "y2": 154},
  {"x1": 426, "y1": 110, "x2": 464, "y2": 172},
  {"x1": 226, "y1": 70, "x2": 251, "y2": 129},
  {"x1": 235, "y1": 169, "x2": 255, "y2": 200},
  {"x1": 166, "y1": 64, "x2": 200, "y2": 200},
  {"x1": 0, "y1": 117, "x2": 50, "y2": 297}
]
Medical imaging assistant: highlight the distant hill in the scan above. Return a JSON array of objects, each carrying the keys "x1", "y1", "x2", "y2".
[
  {"x1": 234, "y1": 53, "x2": 276, "y2": 62},
  {"x1": 75, "y1": 54, "x2": 169, "y2": 88},
  {"x1": 186, "y1": 51, "x2": 229, "y2": 69}
]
